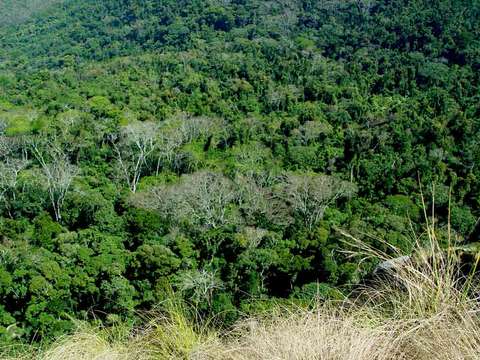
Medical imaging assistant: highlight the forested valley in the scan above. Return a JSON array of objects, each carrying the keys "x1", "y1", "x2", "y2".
[{"x1": 0, "y1": 0, "x2": 479, "y2": 352}]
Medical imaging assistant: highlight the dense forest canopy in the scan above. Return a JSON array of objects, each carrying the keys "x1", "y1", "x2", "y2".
[{"x1": 0, "y1": 0, "x2": 478, "y2": 344}]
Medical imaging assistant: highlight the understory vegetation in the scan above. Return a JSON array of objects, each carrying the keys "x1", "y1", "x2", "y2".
[{"x1": 0, "y1": 0, "x2": 478, "y2": 355}]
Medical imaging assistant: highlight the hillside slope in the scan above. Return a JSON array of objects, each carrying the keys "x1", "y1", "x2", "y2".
[
  {"x1": 1, "y1": 0, "x2": 479, "y2": 69},
  {"x1": 0, "y1": 0, "x2": 478, "y2": 347}
]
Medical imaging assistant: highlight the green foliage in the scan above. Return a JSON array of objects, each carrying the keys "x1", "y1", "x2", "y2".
[{"x1": 0, "y1": 0, "x2": 478, "y2": 346}]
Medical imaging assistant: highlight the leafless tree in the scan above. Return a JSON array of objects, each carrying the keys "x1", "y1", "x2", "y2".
[
  {"x1": 31, "y1": 143, "x2": 78, "y2": 222},
  {"x1": 277, "y1": 0, "x2": 301, "y2": 36},
  {"x1": 180, "y1": 171, "x2": 238, "y2": 228},
  {"x1": 178, "y1": 115, "x2": 220, "y2": 143},
  {"x1": 281, "y1": 173, "x2": 357, "y2": 230},
  {"x1": 178, "y1": 269, "x2": 223, "y2": 306},
  {"x1": 233, "y1": 142, "x2": 272, "y2": 171},
  {"x1": 266, "y1": 86, "x2": 285, "y2": 111},
  {"x1": 235, "y1": 171, "x2": 291, "y2": 227},
  {"x1": 0, "y1": 158, "x2": 29, "y2": 217},
  {"x1": 355, "y1": 0, "x2": 374, "y2": 16},
  {"x1": 54, "y1": 109, "x2": 88, "y2": 154},
  {"x1": 239, "y1": 226, "x2": 269, "y2": 249},
  {"x1": 292, "y1": 121, "x2": 333, "y2": 145},
  {"x1": 154, "y1": 115, "x2": 223, "y2": 174},
  {"x1": 162, "y1": 113, "x2": 223, "y2": 143},
  {"x1": 0, "y1": 120, "x2": 28, "y2": 160},
  {"x1": 112, "y1": 121, "x2": 159, "y2": 192},
  {"x1": 144, "y1": 171, "x2": 238, "y2": 229},
  {"x1": 266, "y1": 84, "x2": 302, "y2": 111},
  {"x1": 155, "y1": 128, "x2": 184, "y2": 175}
]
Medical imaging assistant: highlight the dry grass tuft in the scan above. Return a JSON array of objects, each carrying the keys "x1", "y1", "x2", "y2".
[
  {"x1": 4, "y1": 201, "x2": 480, "y2": 360},
  {"x1": 207, "y1": 306, "x2": 406, "y2": 360}
]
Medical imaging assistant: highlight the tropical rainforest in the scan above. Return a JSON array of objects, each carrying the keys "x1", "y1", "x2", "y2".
[{"x1": 0, "y1": 0, "x2": 478, "y2": 347}]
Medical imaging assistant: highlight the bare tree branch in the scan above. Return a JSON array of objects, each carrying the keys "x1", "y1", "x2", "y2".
[
  {"x1": 112, "y1": 121, "x2": 159, "y2": 192},
  {"x1": 281, "y1": 173, "x2": 357, "y2": 230},
  {"x1": 31, "y1": 142, "x2": 78, "y2": 222}
]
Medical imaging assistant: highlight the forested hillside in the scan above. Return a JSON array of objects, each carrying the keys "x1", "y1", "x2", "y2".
[{"x1": 0, "y1": 0, "x2": 478, "y2": 345}]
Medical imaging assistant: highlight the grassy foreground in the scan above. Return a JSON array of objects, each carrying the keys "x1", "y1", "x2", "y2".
[{"x1": 3, "y1": 221, "x2": 480, "y2": 360}]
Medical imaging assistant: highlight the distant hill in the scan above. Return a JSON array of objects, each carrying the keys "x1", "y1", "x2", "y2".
[{"x1": 1, "y1": 0, "x2": 478, "y2": 70}]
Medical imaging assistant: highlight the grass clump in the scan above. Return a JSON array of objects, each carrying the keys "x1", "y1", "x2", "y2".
[{"x1": 4, "y1": 208, "x2": 480, "y2": 360}]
